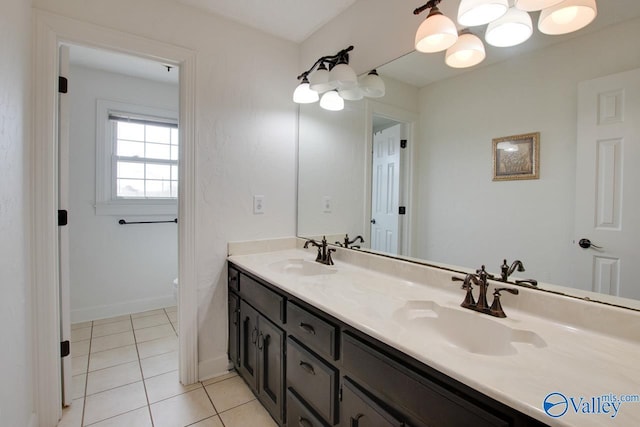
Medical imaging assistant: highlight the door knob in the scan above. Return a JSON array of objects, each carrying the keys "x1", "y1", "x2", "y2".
[
  {"x1": 578, "y1": 238, "x2": 603, "y2": 250},
  {"x1": 370, "y1": 219, "x2": 376, "y2": 224}
]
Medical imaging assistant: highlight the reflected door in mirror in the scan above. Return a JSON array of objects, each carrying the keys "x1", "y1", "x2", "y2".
[
  {"x1": 575, "y1": 68, "x2": 640, "y2": 300},
  {"x1": 371, "y1": 124, "x2": 402, "y2": 254}
]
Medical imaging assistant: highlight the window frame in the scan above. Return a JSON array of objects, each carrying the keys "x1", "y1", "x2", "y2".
[{"x1": 95, "y1": 99, "x2": 179, "y2": 215}]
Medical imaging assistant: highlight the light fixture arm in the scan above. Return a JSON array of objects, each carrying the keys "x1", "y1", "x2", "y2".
[
  {"x1": 296, "y1": 45, "x2": 354, "y2": 81},
  {"x1": 414, "y1": 0, "x2": 443, "y2": 15}
]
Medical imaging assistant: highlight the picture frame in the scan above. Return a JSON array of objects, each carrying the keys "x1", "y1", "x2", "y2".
[{"x1": 492, "y1": 132, "x2": 540, "y2": 181}]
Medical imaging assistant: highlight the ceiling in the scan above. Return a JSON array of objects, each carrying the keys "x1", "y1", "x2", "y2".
[
  {"x1": 69, "y1": 45, "x2": 180, "y2": 85},
  {"x1": 175, "y1": 0, "x2": 357, "y2": 43}
]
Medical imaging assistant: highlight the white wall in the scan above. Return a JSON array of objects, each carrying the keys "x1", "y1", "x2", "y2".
[
  {"x1": 33, "y1": 0, "x2": 298, "y2": 379},
  {"x1": 298, "y1": 101, "x2": 367, "y2": 238},
  {"x1": 68, "y1": 65, "x2": 179, "y2": 322},
  {"x1": 0, "y1": 0, "x2": 36, "y2": 426},
  {"x1": 415, "y1": 17, "x2": 640, "y2": 287}
]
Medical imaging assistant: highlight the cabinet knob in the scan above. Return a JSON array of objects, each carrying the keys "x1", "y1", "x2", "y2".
[{"x1": 298, "y1": 417, "x2": 312, "y2": 427}]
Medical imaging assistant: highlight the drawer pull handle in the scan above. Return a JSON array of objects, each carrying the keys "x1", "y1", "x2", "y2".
[
  {"x1": 351, "y1": 414, "x2": 364, "y2": 427},
  {"x1": 299, "y1": 361, "x2": 315, "y2": 375},
  {"x1": 298, "y1": 417, "x2": 312, "y2": 427},
  {"x1": 299, "y1": 322, "x2": 316, "y2": 335}
]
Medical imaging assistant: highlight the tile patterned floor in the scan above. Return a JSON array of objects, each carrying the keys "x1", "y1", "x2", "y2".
[{"x1": 58, "y1": 307, "x2": 276, "y2": 427}]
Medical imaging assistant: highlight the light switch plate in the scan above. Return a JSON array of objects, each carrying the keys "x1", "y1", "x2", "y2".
[
  {"x1": 323, "y1": 196, "x2": 332, "y2": 213},
  {"x1": 253, "y1": 195, "x2": 265, "y2": 214}
]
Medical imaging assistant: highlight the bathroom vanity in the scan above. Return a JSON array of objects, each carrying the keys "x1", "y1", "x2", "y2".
[{"x1": 227, "y1": 238, "x2": 640, "y2": 427}]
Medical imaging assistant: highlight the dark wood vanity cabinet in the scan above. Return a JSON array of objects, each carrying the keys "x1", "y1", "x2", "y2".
[
  {"x1": 229, "y1": 267, "x2": 285, "y2": 424},
  {"x1": 227, "y1": 263, "x2": 548, "y2": 427}
]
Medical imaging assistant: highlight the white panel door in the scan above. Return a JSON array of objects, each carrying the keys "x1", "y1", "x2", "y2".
[
  {"x1": 370, "y1": 124, "x2": 401, "y2": 254},
  {"x1": 58, "y1": 45, "x2": 72, "y2": 406},
  {"x1": 575, "y1": 68, "x2": 640, "y2": 299}
]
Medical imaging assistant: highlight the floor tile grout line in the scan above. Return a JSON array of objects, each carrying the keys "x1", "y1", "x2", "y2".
[
  {"x1": 201, "y1": 381, "x2": 226, "y2": 427},
  {"x1": 79, "y1": 320, "x2": 94, "y2": 427},
  {"x1": 131, "y1": 314, "x2": 156, "y2": 427},
  {"x1": 81, "y1": 404, "x2": 148, "y2": 427}
]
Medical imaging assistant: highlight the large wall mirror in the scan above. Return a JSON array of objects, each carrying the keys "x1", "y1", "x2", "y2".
[{"x1": 298, "y1": 0, "x2": 640, "y2": 308}]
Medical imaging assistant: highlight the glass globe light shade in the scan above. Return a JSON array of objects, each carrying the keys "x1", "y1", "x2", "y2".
[
  {"x1": 514, "y1": 0, "x2": 563, "y2": 12},
  {"x1": 309, "y1": 63, "x2": 335, "y2": 93},
  {"x1": 538, "y1": 0, "x2": 597, "y2": 35},
  {"x1": 415, "y1": 7, "x2": 458, "y2": 53},
  {"x1": 445, "y1": 32, "x2": 486, "y2": 68},
  {"x1": 339, "y1": 87, "x2": 363, "y2": 101},
  {"x1": 292, "y1": 77, "x2": 319, "y2": 104},
  {"x1": 485, "y1": 7, "x2": 533, "y2": 47},
  {"x1": 458, "y1": 0, "x2": 509, "y2": 27},
  {"x1": 329, "y1": 62, "x2": 358, "y2": 90},
  {"x1": 359, "y1": 70, "x2": 385, "y2": 98},
  {"x1": 319, "y1": 90, "x2": 344, "y2": 111}
]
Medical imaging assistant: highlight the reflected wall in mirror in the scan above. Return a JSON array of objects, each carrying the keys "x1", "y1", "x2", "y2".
[{"x1": 297, "y1": 1, "x2": 640, "y2": 305}]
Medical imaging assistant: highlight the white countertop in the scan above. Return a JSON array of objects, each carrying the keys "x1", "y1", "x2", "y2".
[{"x1": 228, "y1": 244, "x2": 640, "y2": 427}]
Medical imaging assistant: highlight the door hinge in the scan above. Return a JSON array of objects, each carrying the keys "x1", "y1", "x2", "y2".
[
  {"x1": 399, "y1": 206, "x2": 406, "y2": 215},
  {"x1": 58, "y1": 209, "x2": 68, "y2": 226},
  {"x1": 58, "y1": 76, "x2": 68, "y2": 94},
  {"x1": 60, "y1": 340, "x2": 70, "y2": 358},
  {"x1": 400, "y1": 139, "x2": 407, "y2": 149}
]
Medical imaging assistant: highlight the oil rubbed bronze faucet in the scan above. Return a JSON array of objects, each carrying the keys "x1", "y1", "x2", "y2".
[
  {"x1": 499, "y1": 259, "x2": 538, "y2": 287},
  {"x1": 303, "y1": 236, "x2": 336, "y2": 265},
  {"x1": 500, "y1": 259, "x2": 525, "y2": 281},
  {"x1": 335, "y1": 234, "x2": 365, "y2": 249},
  {"x1": 452, "y1": 265, "x2": 519, "y2": 318}
]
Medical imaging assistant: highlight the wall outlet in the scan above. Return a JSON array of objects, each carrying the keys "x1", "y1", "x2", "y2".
[
  {"x1": 323, "y1": 196, "x2": 332, "y2": 213},
  {"x1": 253, "y1": 195, "x2": 265, "y2": 214}
]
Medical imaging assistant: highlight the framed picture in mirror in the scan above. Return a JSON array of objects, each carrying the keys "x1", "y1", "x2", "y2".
[{"x1": 492, "y1": 132, "x2": 540, "y2": 181}]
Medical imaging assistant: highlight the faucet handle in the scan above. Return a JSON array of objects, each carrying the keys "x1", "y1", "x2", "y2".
[
  {"x1": 326, "y1": 248, "x2": 336, "y2": 266},
  {"x1": 489, "y1": 287, "x2": 519, "y2": 318}
]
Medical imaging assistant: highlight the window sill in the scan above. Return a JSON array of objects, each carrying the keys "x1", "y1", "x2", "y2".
[{"x1": 95, "y1": 200, "x2": 178, "y2": 216}]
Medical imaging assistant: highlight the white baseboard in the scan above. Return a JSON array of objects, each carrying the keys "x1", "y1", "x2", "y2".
[
  {"x1": 71, "y1": 294, "x2": 176, "y2": 323},
  {"x1": 198, "y1": 353, "x2": 231, "y2": 383}
]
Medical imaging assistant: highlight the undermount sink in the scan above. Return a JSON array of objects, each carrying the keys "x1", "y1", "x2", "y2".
[
  {"x1": 268, "y1": 258, "x2": 337, "y2": 277},
  {"x1": 393, "y1": 300, "x2": 546, "y2": 356}
]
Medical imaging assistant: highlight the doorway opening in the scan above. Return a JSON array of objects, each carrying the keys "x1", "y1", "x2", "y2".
[{"x1": 60, "y1": 44, "x2": 181, "y2": 407}]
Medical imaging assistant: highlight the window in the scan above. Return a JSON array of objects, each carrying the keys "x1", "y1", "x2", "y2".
[
  {"x1": 96, "y1": 100, "x2": 179, "y2": 215},
  {"x1": 111, "y1": 114, "x2": 179, "y2": 199}
]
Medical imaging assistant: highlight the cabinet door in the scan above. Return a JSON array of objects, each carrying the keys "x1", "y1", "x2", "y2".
[
  {"x1": 239, "y1": 300, "x2": 259, "y2": 390},
  {"x1": 228, "y1": 292, "x2": 240, "y2": 368},
  {"x1": 341, "y1": 377, "x2": 404, "y2": 427},
  {"x1": 257, "y1": 314, "x2": 284, "y2": 423}
]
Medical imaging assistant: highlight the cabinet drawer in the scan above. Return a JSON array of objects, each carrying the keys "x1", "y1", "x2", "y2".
[
  {"x1": 287, "y1": 302, "x2": 338, "y2": 360},
  {"x1": 342, "y1": 333, "x2": 508, "y2": 427},
  {"x1": 240, "y1": 273, "x2": 284, "y2": 323},
  {"x1": 287, "y1": 338, "x2": 338, "y2": 425},
  {"x1": 287, "y1": 388, "x2": 329, "y2": 427},
  {"x1": 341, "y1": 377, "x2": 403, "y2": 427},
  {"x1": 228, "y1": 267, "x2": 239, "y2": 292}
]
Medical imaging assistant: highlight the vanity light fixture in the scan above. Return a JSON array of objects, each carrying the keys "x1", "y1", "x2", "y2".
[
  {"x1": 292, "y1": 76, "x2": 320, "y2": 104},
  {"x1": 445, "y1": 29, "x2": 486, "y2": 68},
  {"x1": 485, "y1": 6, "x2": 533, "y2": 47},
  {"x1": 412, "y1": 0, "x2": 597, "y2": 69},
  {"x1": 414, "y1": 1, "x2": 459, "y2": 52},
  {"x1": 293, "y1": 46, "x2": 385, "y2": 110},
  {"x1": 538, "y1": 0, "x2": 598, "y2": 35},
  {"x1": 514, "y1": 0, "x2": 564, "y2": 12},
  {"x1": 458, "y1": 0, "x2": 509, "y2": 27},
  {"x1": 319, "y1": 90, "x2": 345, "y2": 111}
]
